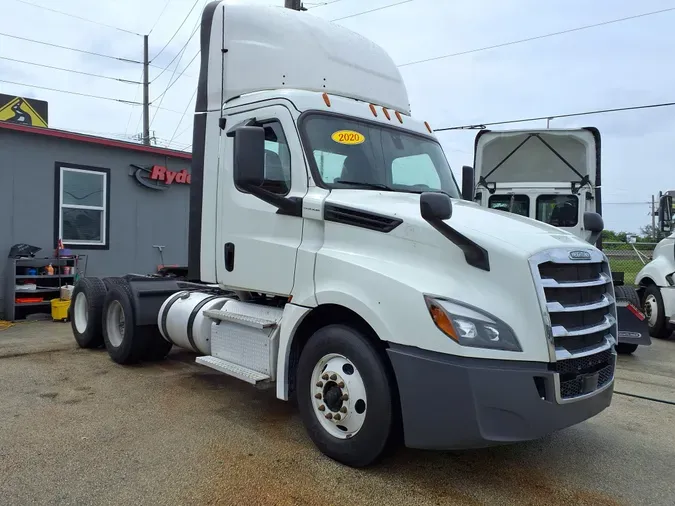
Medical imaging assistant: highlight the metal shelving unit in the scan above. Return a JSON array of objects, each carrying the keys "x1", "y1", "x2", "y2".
[{"x1": 4, "y1": 257, "x2": 79, "y2": 321}]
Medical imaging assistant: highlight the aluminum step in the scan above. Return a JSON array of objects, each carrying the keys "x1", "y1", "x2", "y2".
[
  {"x1": 203, "y1": 309, "x2": 278, "y2": 329},
  {"x1": 195, "y1": 355, "x2": 271, "y2": 385}
]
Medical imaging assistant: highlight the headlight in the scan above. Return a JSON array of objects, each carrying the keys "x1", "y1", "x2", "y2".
[
  {"x1": 424, "y1": 295, "x2": 522, "y2": 352},
  {"x1": 666, "y1": 272, "x2": 675, "y2": 286}
]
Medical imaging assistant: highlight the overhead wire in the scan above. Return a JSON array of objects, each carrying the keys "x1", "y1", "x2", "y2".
[
  {"x1": 0, "y1": 56, "x2": 140, "y2": 84},
  {"x1": 0, "y1": 79, "x2": 141, "y2": 105},
  {"x1": 330, "y1": 0, "x2": 412, "y2": 22},
  {"x1": 150, "y1": 51, "x2": 200, "y2": 125},
  {"x1": 126, "y1": 69, "x2": 146, "y2": 136},
  {"x1": 398, "y1": 6, "x2": 675, "y2": 67},
  {"x1": 151, "y1": 0, "x2": 201, "y2": 62},
  {"x1": 11, "y1": 0, "x2": 142, "y2": 36},
  {"x1": 151, "y1": 22, "x2": 200, "y2": 83},
  {"x1": 0, "y1": 32, "x2": 141, "y2": 64},
  {"x1": 148, "y1": 0, "x2": 173, "y2": 35},
  {"x1": 169, "y1": 88, "x2": 198, "y2": 144},
  {"x1": 435, "y1": 101, "x2": 675, "y2": 131}
]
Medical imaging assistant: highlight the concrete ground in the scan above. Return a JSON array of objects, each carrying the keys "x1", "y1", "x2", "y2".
[{"x1": 0, "y1": 321, "x2": 674, "y2": 506}]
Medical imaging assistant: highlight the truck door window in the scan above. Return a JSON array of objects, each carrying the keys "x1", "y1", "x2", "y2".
[
  {"x1": 488, "y1": 195, "x2": 529, "y2": 217},
  {"x1": 261, "y1": 121, "x2": 291, "y2": 195},
  {"x1": 536, "y1": 195, "x2": 579, "y2": 227},
  {"x1": 391, "y1": 154, "x2": 441, "y2": 189}
]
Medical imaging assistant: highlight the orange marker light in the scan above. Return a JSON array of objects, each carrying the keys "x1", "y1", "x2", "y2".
[
  {"x1": 322, "y1": 93, "x2": 331, "y2": 107},
  {"x1": 369, "y1": 104, "x2": 378, "y2": 117},
  {"x1": 427, "y1": 302, "x2": 458, "y2": 342},
  {"x1": 424, "y1": 121, "x2": 433, "y2": 133},
  {"x1": 382, "y1": 107, "x2": 391, "y2": 120},
  {"x1": 395, "y1": 111, "x2": 403, "y2": 123}
]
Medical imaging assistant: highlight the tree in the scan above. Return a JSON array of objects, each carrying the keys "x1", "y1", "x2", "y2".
[{"x1": 639, "y1": 225, "x2": 667, "y2": 242}]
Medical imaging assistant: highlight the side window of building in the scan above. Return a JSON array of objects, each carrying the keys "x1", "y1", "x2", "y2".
[
  {"x1": 488, "y1": 194, "x2": 530, "y2": 217},
  {"x1": 536, "y1": 195, "x2": 579, "y2": 227},
  {"x1": 261, "y1": 121, "x2": 291, "y2": 195},
  {"x1": 56, "y1": 164, "x2": 110, "y2": 248}
]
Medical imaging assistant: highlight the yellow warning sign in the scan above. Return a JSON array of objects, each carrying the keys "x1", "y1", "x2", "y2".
[{"x1": 0, "y1": 95, "x2": 48, "y2": 128}]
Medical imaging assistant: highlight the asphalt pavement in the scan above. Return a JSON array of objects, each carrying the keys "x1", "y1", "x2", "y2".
[{"x1": 0, "y1": 321, "x2": 673, "y2": 506}]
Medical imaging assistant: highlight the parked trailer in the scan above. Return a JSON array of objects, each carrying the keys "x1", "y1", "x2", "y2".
[{"x1": 69, "y1": 1, "x2": 617, "y2": 468}]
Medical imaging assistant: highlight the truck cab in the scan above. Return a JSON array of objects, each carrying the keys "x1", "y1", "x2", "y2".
[{"x1": 67, "y1": 1, "x2": 618, "y2": 468}]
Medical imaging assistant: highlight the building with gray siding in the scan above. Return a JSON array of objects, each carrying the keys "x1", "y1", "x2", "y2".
[{"x1": 0, "y1": 121, "x2": 192, "y2": 319}]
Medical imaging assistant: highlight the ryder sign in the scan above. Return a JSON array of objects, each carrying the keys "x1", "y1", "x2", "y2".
[{"x1": 131, "y1": 164, "x2": 191, "y2": 190}]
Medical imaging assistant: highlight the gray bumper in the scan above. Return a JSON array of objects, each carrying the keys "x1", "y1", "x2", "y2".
[{"x1": 386, "y1": 344, "x2": 614, "y2": 450}]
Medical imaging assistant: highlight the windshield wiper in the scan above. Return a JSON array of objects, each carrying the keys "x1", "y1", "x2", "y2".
[{"x1": 334, "y1": 179, "x2": 394, "y2": 191}]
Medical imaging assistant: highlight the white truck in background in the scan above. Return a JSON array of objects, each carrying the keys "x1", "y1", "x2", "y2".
[
  {"x1": 68, "y1": 1, "x2": 618, "y2": 468},
  {"x1": 467, "y1": 128, "x2": 651, "y2": 355},
  {"x1": 635, "y1": 191, "x2": 675, "y2": 339}
]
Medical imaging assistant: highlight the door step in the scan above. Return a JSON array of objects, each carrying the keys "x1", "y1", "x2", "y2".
[
  {"x1": 195, "y1": 355, "x2": 271, "y2": 385},
  {"x1": 203, "y1": 309, "x2": 278, "y2": 329}
]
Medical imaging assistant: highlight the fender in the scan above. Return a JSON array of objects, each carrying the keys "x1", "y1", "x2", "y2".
[{"x1": 636, "y1": 255, "x2": 675, "y2": 287}]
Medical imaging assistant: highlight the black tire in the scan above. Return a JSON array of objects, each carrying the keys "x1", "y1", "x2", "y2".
[
  {"x1": 69, "y1": 277, "x2": 107, "y2": 349},
  {"x1": 102, "y1": 286, "x2": 151, "y2": 365},
  {"x1": 296, "y1": 324, "x2": 397, "y2": 468},
  {"x1": 642, "y1": 284, "x2": 671, "y2": 339},
  {"x1": 616, "y1": 343, "x2": 639, "y2": 355},
  {"x1": 615, "y1": 285, "x2": 640, "y2": 306},
  {"x1": 102, "y1": 276, "x2": 128, "y2": 290}
]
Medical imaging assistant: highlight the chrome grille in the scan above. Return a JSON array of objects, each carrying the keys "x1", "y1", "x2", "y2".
[{"x1": 529, "y1": 248, "x2": 617, "y2": 401}]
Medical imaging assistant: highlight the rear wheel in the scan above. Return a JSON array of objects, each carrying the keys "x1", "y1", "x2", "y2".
[
  {"x1": 70, "y1": 277, "x2": 107, "y2": 349},
  {"x1": 296, "y1": 324, "x2": 397, "y2": 468},
  {"x1": 643, "y1": 285, "x2": 671, "y2": 339},
  {"x1": 102, "y1": 286, "x2": 152, "y2": 364}
]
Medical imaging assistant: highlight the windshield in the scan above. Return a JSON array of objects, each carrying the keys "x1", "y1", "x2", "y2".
[{"x1": 300, "y1": 113, "x2": 461, "y2": 198}]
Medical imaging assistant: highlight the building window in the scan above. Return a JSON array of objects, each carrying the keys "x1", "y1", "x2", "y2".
[{"x1": 55, "y1": 163, "x2": 110, "y2": 249}]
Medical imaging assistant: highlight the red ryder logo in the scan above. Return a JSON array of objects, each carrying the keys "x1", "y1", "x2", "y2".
[{"x1": 130, "y1": 164, "x2": 191, "y2": 190}]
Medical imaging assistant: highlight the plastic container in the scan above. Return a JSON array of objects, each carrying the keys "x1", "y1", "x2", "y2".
[{"x1": 51, "y1": 298, "x2": 71, "y2": 322}]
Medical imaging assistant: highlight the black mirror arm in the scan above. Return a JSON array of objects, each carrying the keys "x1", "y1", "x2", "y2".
[{"x1": 240, "y1": 182, "x2": 303, "y2": 217}]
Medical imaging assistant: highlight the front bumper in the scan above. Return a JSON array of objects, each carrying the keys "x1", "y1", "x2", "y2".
[{"x1": 386, "y1": 344, "x2": 615, "y2": 450}]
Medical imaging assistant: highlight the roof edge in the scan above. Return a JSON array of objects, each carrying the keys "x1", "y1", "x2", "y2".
[{"x1": 0, "y1": 121, "x2": 192, "y2": 160}]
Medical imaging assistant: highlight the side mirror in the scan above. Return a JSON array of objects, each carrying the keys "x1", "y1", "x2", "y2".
[
  {"x1": 420, "y1": 192, "x2": 452, "y2": 221},
  {"x1": 233, "y1": 126, "x2": 265, "y2": 187},
  {"x1": 659, "y1": 195, "x2": 673, "y2": 232},
  {"x1": 584, "y1": 211, "x2": 604, "y2": 246},
  {"x1": 461, "y1": 165, "x2": 475, "y2": 201}
]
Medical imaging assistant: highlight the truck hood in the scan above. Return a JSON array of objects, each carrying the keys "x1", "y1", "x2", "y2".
[
  {"x1": 326, "y1": 190, "x2": 590, "y2": 257},
  {"x1": 473, "y1": 128, "x2": 599, "y2": 188}
]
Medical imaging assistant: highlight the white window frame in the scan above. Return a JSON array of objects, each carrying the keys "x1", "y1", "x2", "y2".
[{"x1": 58, "y1": 166, "x2": 108, "y2": 247}]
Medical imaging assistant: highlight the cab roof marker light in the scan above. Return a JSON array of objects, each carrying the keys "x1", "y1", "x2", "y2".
[
  {"x1": 382, "y1": 107, "x2": 391, "y2": 120},
  {"x1": 424, "y1": 121, "x2": 433, "y2": 133},
  {"x1": 322, "y1": 93, "x2": 331, "y2": 107},
  {"x1": 395, "y1": 111, "x2": 403, "y2": 123},
  {"x1": 369, "y1": 104, "x2": 378, "y2": 117}
]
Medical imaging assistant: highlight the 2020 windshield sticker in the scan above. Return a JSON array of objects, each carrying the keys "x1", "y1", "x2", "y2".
[{"x1": 331, "y1": 130, "x2": 365, "y2": 145}]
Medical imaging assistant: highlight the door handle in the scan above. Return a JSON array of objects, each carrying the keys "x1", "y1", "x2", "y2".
[{"x1": 224, "y1": 243, "x2": 235, "y2": 272}]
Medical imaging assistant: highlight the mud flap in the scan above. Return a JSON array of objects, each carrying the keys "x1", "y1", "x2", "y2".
[{"x1": 617, "y1": 302, "x2": 652, "y2": 347}]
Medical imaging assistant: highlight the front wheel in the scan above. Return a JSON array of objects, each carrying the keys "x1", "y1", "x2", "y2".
[
  {"x1": 296, "y1": 324, "x2": 398, "y2": 468},
  {"x1": 643, "y1": 285, "x2": 671, "y2": 339}
]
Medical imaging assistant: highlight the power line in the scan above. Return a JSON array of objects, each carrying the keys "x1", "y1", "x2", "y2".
[
  {"x1": 0, "y1": 32, "x2": 141, "y2": 64},
  {"x1": 0, "y1": 56, "x2": 140, "y2": 84},
  {"x1": 151, "y1": 0, "x2": 201, "y2": 62},
  {"x1": 11, "y1": 0, "x2": 142, "y2": 36},
  {"x1": 148, "y1": 0, "x2": 173, "y2": 35},
  {"x1": 0, "y1": 78, "x2": 140, "y2": 105},
  {"x1": 398, "y1": 6, "x2": 675, "y2": 67},
  {"x1": 151, "y1": 22, "x2": 200, "y2": 83},
  {"x1": 126, "y1": 69, "x2": 146, "y2": 136},
  {"x1": 330, "y1": 0, "x2": 413, "y2": 22},
  {"x1": 306, "y1": 0, "x2": 345, "y2": 8},
  {"x1": 152, "y1": 51, "x2": 200, "y2": 105},
  {"x1": 435, "y1": 101, "x2": 675, "y2": 131},
  {"x1": 169, "y1": 88, "x2": 198, "y2": 144}
]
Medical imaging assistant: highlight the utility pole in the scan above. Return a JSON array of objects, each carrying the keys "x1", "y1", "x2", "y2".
[
  {"x1": 652, "y1": 194, "x2": 656, "y2": 240},
  {"x1": 143, "y1": 35, "x2": 150, "y2": 146},
  {"x1": 284, "y1": 0, "x2": 304, "y2": 10}
]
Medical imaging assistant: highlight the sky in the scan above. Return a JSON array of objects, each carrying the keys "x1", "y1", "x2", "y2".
[{"x1": 2, "y1": 0, "x2": 674, "y2": 234}]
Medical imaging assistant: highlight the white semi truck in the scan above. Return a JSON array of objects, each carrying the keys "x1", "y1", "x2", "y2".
[
  {"x1": 467, "y1": 127, "x2": 651, "y2": 355},
  {"x1": 635, "y1": 192, "x2": 675, "y2": 339},
  {"x1": 68, "y1": 1, "x2": 618, "y2": 468}
]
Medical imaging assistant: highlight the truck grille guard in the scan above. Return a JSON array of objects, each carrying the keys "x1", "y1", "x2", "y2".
[{"x1": 528, "y1": 248, "x2": 617, "y2": 403}]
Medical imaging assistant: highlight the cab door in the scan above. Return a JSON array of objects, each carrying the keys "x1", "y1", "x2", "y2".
[{"x1": 215, "y1": 104, "x2": 307, "y2": 296}]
